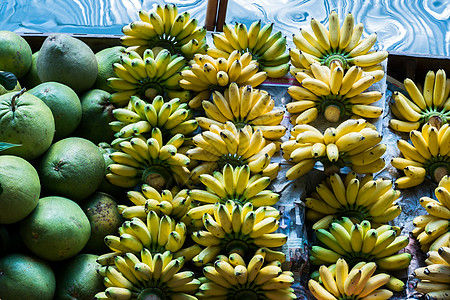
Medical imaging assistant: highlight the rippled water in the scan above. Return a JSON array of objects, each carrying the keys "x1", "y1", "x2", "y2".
[{"x1": 1, "y1": 0, "x2": 449, "y2": 56}]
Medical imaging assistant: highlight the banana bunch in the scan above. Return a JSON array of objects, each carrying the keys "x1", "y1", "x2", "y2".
[
  {"x1": 287, "y1": 62, "x2": 384, "y2": 124},
  {"x1": 281, "y1": 119, "x2": 385, "y2": 180},
  {"x1": 311, "y1": 219, "x2": 411, "y2": 272},
  {"x1": 103, "y1": 212, "x2": 186, "y2": 255},
  {"x1": 189, "y1": 201, "x2": 286, "y2": 266},
  {"x1": 290, "y1": 11, "x2": 388, "y2": 72},
  {"x1": 413, "y1": 246, "x2": 450, "y2": 299},
  {"x1": 391, "y1": 123, "x2": 450, "y2": 189},
  {"x1": 180, "y1": 50, "x2": 267, "y2": 103},
  {"x1": 196, "y1": 250, "x2": 295, "y2": 299},
  {"x1": 207, "y1": 21, "x2": 289, "y2": 78},
  {"x1": 106, "y1": 128, "x2": 190, "y2": 190},
  {"x1": 412, "y1": 175, "x2": 450, "y2": 252},
  {"x1": 196, "y1": 82, "x2": 286, "y2": 141},
  {"x1": 305, "y1": 173, "x2": 402, "y2": 229},
  {"x1": 187, "y1": 121, "x2": 279, "y2": 182},
  {"x1": 94, "y1": 250, "x2": 200, "y2": 300},
  {"x1": 107, "y1": 48, "x2": 188, "y2": 107},
  {"x1": 110, "y1": 95, "x2": 198, "y2": 145},
  {"x1": 121, "y1": 4, "x2": 206, "y2": 59},
  {"x1": 389, "y1": 69, "x2": 450, "y2": 132},
  {"x1": 308, "y1": 258, "x2": 394, "y2": 300},
  {"x1": 189, "y1": 164, "x2": 279, "y2": 207},
  {"x1": 118, "y1": 185, "x2": 192, "y2": 221}
]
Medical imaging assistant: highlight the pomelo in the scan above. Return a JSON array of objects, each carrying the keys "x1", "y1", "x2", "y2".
[
  {"x1": 0, "y1": 90, "x2": 55, "y2": 160},
  {"x1": 0, "y1": 155, "x2": 40, "y2": 224},
  {"x1": 21, "y1": 51, "x2": 42, "y2": 89},
  {"x1": 37, "y1": 33, "x2": 98, "y2": 94},
  {"x1": 38, "y1": 137, "x2": 105, "y2": 202},
  {"x1": 20, "y1": 196, "x2": 91, "y2": 261},
  {"x1": 73, "y1": 89, "x2": 116, "y2": 144},
  {"x1": 0, "y1": 31, "x2": 32, "y2": 79},
  {"x1": 54, "y1": 254, "x2": 104, "y2": 300},
  {"x1": 81, "y1": 192, "x2": 123, "y2": 254},
  {"x1": 93, "y1": 46, "x2": 125, "y2": 93},
  {"x1": 29, "y1": 82, "x2": 82, "y2": 140},
  {"x1": 0, "y1": 253, "x2": 56, "y2": 300}
]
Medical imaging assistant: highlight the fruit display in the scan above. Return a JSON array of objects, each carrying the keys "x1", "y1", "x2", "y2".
[
  {"x1": 308, "y1": 258, "x2": 394, "y2": 300},
  {"x1": 196, "y1": 82, "x2": 286, "y2": 141},
  {"x1": 121, "y1": 4, "x2": 207, "y2": 59},
  {"x1": 305, "y1": 173, "x2": 402, "y2": 229},
  {"x1": 281, "y1": 119, "x2": 385, "y2": 180},
  {"x1": 290, "y1": 11, "x2": 388, "y2": 71},
  {"x1": 287, "y1": 62, "x2": 384, "y2": 123},
  {"x1": 412, "y1": 175, "x2": 450, "y2": 252},
  {"x1": 180, "y1": 51, "x2": 268, "y2": 104},
  {"x1": 207, "y1": 21, "x2": 290, "y2": 78},
  {"x1": 1, "y1": 4, "x2": 446, "y2": 300},
  {"x1": 392, "y1": 124, "x2": 450, "y2": 188},
  {"x1": 389, "y1": 69, "x2": 450, "y2": 132},
  {"x1": 413, "y1": 246, "x2": 450, "y2": 299}
]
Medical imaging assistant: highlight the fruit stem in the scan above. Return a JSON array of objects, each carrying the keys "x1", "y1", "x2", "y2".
[
  {"x1": 432, "y1": 165, "x2": 449, "y2": 183},
  {"x1": 137, "y1": 288, "x2": 164, "y2": 300},
  {"x1": 10, "y1": 88, "x2": 26, "y2": 112},
  {"x1": 142, "y1": 165, "x2": 173, "y2": 192},
  {"x1": 323, "y1": 104, "x2": 342, "y2": 123},
  {"x1": 428, "y1": 115, "x2": 442, "y2": 130}
]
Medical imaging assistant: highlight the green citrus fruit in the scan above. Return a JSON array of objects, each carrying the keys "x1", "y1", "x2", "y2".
[
  {"x1": 20, "y1": 196, "x2": 91, "y2": 261},
  {"x1": 74, "y1": 89, "x2": 115, "y2": 144},
  {"x1": 38, "y1": 137, "x2": 105, "y2": 202},
  {"x1": 0, "y1": 155, "x2": 40, "y2": 224},
  {"x1": 37, "y1": 33, "x2": 98, "y2": 94},
  {"x1": 54, "y1": 254, "x2": 104, "y2": 300},
  {"x1": 93, "y1": 46, "x2": 125, "y2": 93},
  {"x1": 0, "y1": 31, "x2": 32, "y2": 79},
  {"x1": 21, "y1": 51, "x2": 42, "y2": 90},
  {"x1": 0, "y1": 71, "x2": 21, "y2": 95},
  {"x1": 0, "y1": 90, "x2": 55, "y2": 160},
  {"x1": 29, "y1": 82, "x2": 82, "y2": 140},
  {"x1": 81, "y1": 192, "x2": 123, "y2": 254},
  {"x1": 0, "y1": 253, "x2": 56, "y2": 300}
]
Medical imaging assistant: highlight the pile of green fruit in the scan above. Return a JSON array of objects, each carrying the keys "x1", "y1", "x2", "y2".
[{"x1": 0, "y1": 5, "x2": 447, "y2": 300}]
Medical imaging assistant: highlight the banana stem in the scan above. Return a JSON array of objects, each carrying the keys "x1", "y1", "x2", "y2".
[
  {"x1": 428, "y1": 115, "x2": 442, "y2": 130},
  {"x1": 323, "y1": 164, "x2": 341, "y2": 176},
  {"x1": 324, "y1": 105, "x2": 342, "y2": 122},
  {"x1": 142, "y1": 165, "x2": 173, "y2": 192},
  {"x1": 432, "y1": 165, "x2": 449, "y2": 183},
  {"x1": 137, "y1": 288, "x2": 164, "y2": 300}
]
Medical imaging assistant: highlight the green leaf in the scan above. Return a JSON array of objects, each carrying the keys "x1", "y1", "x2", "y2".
[
  {"x1": 0, "y1": 142, "x2": 21, "y2": 152},
  {"x1": 0, "y1": 71, "x2": 18, "y2": 91}
]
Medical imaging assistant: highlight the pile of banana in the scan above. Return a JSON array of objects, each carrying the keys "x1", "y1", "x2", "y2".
[
  {"x1": 121, "y1": 4, "x2": 206, "y2": 59},
  {"x1": 118, "y1": 186, "x2": 192, "y2": 221},
  {"x1": 413, "y1": 246, "x2": 450, "y2": 299},
  {"x1": 107, "y1": 48, "x2": 189, "y2": 106},
  {"x1": 207, "y1": 20, "x2": 290, "y2": 78},
  {"x1": 287, "y1": 62, "x2": 384, "y2": 124},
  {"x1": 281, "y1": 119, "x2": 385, "y2": 180},
  {"x1": 290, "y1": 11, "x2": 388, "y2": 72},
  {"x1": 106, "y1": 127, "x2": 191, "y2": 189},
  {"x1": 197, "y1": 251, "x2": 295, "y2": 299},
  {"x1": 390, "y1": 69, "x2": 450, "y2": 132},
  {"x1": 305, "y1": 173, "x2": 402, "y2": 229},
  {"x1": 187, "y1": 121, "x2": 279, "y2": 181},
  {"x1": 392, "y1": 124, "x2": 450, "y2": 188},
  {"x1": 308, "y1": 258, "x2": 394, "y2": 300},
  {"x1": 95, "y1": 250, "x2": 201, "y2": 300},
  {"x1": 180, "y1": 51, "x2": 267, "y2": 101},
  {"x1": 110, "y1": 96, "x2": 198, "y2": 145},
  {"x1": 311, "y1": 218, "x2": 412, "y2": 272},
  {"x1": 196, "y1": 82, "x2": 287, "y2": 141},
  {"x1": 188, "y1": 201, "x2": 286, "y2": 266},
  {"x1": 412, "y1": 175, "x2": 450, "y2": 252}
]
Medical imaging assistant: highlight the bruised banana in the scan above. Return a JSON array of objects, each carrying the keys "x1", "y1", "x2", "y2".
[
  {"x1": 121, "y1": 4, "x2": 206, "y2": 59},
  {"x1": 389, "y1": 69, "x2": 450, "y2": 132},
  {"x1": 281, "y1": 119, "x2": 386, "y2": 180},
  {"x1": 290, "y1": 11, "x2": 388, "y2": 72},
  {"x1": 392, "y1": 125, "x2": 450, "y2": 188},
  {"x1": 287, "y1": 62, "x2": 383, "y2": 124},
  {"x1": 207, "y1": 20, "x2": 289, "y2": 78}
]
